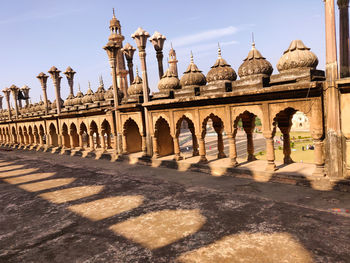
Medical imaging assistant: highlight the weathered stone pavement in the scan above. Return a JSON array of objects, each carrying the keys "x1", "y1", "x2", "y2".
[{"x1": 0, "y1": 148, "x2": 349, "y2": 262}]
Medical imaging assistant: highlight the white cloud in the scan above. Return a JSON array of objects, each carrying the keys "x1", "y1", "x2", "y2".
[{"x1": 169, "y1": 26, "x2": 238, "y2": 48}]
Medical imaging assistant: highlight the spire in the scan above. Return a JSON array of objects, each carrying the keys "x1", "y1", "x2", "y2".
[
  {"x1": 112, "y1": 8, "x2": 116, "y2": 18},
  {"x1": 136, "y1": 66, "x2": 139, "y2": 76},
  {"x1": 78, "y1": 83, "x2": 81, "y2": 92},
  {"x1": 190, "y1": 51, "x2": 194, "y2": 64},
  {"x1": 252, "y1": 32, "x2": 256, "y2": 49},
  {"x1": 99, "y1": 75, "x2": 104, "y2": 87},
  {"x1": 218, "y1": 43, "x2": 222, "y2": 59}
]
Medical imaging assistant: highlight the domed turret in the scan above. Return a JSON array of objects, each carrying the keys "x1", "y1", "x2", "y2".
[
  {"x1": 128, "y1": 67, "x2": 145, "y2": 95},
  {"x1": 63, "y1": 93, "x2": 75, "y2": 107},
  {"x1": 92, "y1": 76, "x2": 106, "y2": 102},
  {"x1": 82, "y1": 82, "x2": 94, "y2": 104},
  {"x1": 238, "y1": 42, "x2": 273, "y2": 78},
  {"x1": 158, "y1": 68, "x2": 180, "y2": 91},
  {"x1": 180, "y1": 53, "x2": 207, "y2": 88},
  {"x1": 73, "y1": 84, "x2": 84, "y2": 106},
  {"x1": 207, "y1": 45, "x2": 237, "y2": 83},
  {"x1": 277, "y1": 40, "x2": 318, "y2": 72}
]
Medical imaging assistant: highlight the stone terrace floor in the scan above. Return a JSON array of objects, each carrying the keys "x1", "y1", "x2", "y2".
[{"x1": 0, "y1": 148, "x2": 349, "y2": 262}]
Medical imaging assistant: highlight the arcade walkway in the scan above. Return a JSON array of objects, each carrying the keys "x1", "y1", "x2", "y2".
[{"x1": 0, "y1": 148, "x2": 349, "y2": 262}]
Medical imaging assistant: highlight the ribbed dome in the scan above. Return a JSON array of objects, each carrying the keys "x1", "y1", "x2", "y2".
[
  {"x1": 63, "y1": 93, "x2": 75, "y2": 106},
  {"x1": 82, "y1": 82, "x2": 94, "y2": 104},
  {"x1": 73, "y1": 86, "x2": 84, "y2": 106},
  {"x1": 180, "y1": 53, "x2": 207, "y2": 88},
  {"x1": 128, "y1": 68, "x2": 144, "y2": 95},
  {"x1": 238, "y1": 43, "x2": 273, "y2": 78},
  {"x1": 207, "y1": 47, "x2": 237, "y2": 83},
  {"x1": 92, "y1": 77, "x2": 106, "y2": 102},
  {"x1": 158, "y1": 69, "x2": 180, "y2": 91},
  {"x1": 277, "y1": 40, "x2": 318, "y2": 72},
  {"x1": 51, "y1": 98, "x2": 64, "y2": 109}
]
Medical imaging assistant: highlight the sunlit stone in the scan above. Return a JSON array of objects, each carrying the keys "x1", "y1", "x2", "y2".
[
  {"x1": 177, "y1": 232, "x2": 314, "y2": 263},
  {"x1": 39, "y1": 185, "x2": 104, "y2": 204},
  {"x1": 0, "y1": 168, "x2": 39, "y2": 178},
  {"x1": 68, "y1": 195, "x2": 143, "y2": 221},
  {"x1": 3, "y1": 172, "x2": 55, "y2": 184},
  {"x1": 109, "y1": 209, "x2": 206, "y2": 250},
  {"x1": 18, "y1": 178, "x2": 75, "y2": 192},
  {"x1": 0, "y1": 161, "x2": 15, "y2": 167},
  {"x1": 0, "y1": 164, "x2": 24, "y2": 171}
]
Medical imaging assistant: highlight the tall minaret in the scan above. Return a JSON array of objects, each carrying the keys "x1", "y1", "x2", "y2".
[
  {"x1": 338, "y1": 0, "x2": 350, "y2": 78},
  {"x1": 168, "y1": 43, "x2": 178, "y2": 76},
  {"x1": 108, "y1": 9, "x2": 128, "y2": 97}
]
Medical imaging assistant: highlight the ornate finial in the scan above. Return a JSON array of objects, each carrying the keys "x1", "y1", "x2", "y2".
[
  {"x1": 40, "y1": 95, "x2": 42, "y2": 101},
  {"x1": 136, "y1": 66, "x2": 139, "y2": 76},
  {"x1": 252, "y1": 32, "x2": 255, "y2": 49},
  {"x1": 218, "y1": 42, "x2": 222, "y2": 59},
  {"x1": 88, "y1": 81, "x2": 91, "y2": 90},
  {"x1": 78, "y1": 83, "x2": 81, "y2": 92},
  {"x1": 171, "y1": 42, "x2": 173, "y2": 49},
  {"x1": 99, "y1": 75, "x2": 104, "y2": 86},
  {"x1": 190, "y1": 51, "x2": 194, "y2": 63},
  {"x1": 112, "y1": 8, "x2": 116, "y2": 18}
]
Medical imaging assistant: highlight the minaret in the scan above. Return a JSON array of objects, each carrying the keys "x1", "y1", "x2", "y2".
[
  {"x1": 168, "y1": 43, "x2": 178, "y2": 76},
  {"x1": 338, "y1": 0, "x2": 350, "y2": 78}
]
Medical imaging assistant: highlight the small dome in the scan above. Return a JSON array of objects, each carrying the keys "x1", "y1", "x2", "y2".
[
  {"x1": 238, "y1": 43, "x2": 273, "y2": 78},
  {"x1": 51, "y1": 98, "x2": 64, "y2": 109},
  {"x1": 277, "y1": 40, "x2": 318, "y2": 72},
  {"x1": 92, "y1": 77, "x2": 106, "y2": 102},
  {"x1": 73, "y1": 87, "x2": 84, "y2": 106},
  {"x1": 158, "y1": 69, "x2": 180, "y2": 91},
  {"x1": 63, "y1": 93, "x2": 75, "y2": 106},
  {"x1": 82, "y1": 82, "x2": 94, "y2": 104},
  {"x1": 104, "y1": 86, "x2": 124, "y2": 103},
  {"x1": 128, "y1": 68, "x2": 144, "y2": 95},
  {"x1": 180, "y1": 53, "x2": 207, "y2": 88},
  {"x1": 207, "y1": 46, "x2": 237, "y2": 83}
]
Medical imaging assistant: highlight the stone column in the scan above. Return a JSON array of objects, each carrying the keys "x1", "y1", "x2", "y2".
[
  {"x1": 142, "y1": 136, "x2": 147, "y2": 156},
  {"x1": 313, "y1": 137, "x2": 326, "y2": 176},
  {"x1": 264, "y1": 131, "x2": 277, "y2": 171},
  {"x1": 63, "y1": 67, "x2": 76, "y2": 96},
  {"x1": 278, "y1": 125, "x2": 293, "y2": 164},
  {"x1": 243, "y1": 118, "x2": 256, "y2": 162},
  {"x1": 48, "y1": 66, "x2": 62, "y2": 115},
  {"x1": 338, "y1": 0, "x2": 350, "y2": 78},
  {"x1": 21, "y1": 85, "x2": 30, "y2": 107},
  {"x1": 101, "y1": 133, "x2": 106, "y2": 151},
  {"x1": 122, "y1": 43, "x2": 136, "y2": 85},
  {"x1": 198, "y1": 136, "x2": 208, "y2": 163},
  {"x1": 0, "y1": 95, "x2": 3, "y2": 110},
  {"x1": 9, "y1": 85, "x2": 19, "y2": 118},
  {"x1": 79, "y1": 134, "x2": 84, "y2": 149},
  {"x1": 89, "y1": 135, "x2": 95, "y2": 150},
  {"x1": 217, "y1": 132, "x2": 226, "y2": 159},
  {"x1": 70, "y1": 135, "x2": 75, "y2": 149},
  {"x1": 173, "y1": 136, "x2": 182, "y2": 160},
  {"x1": 152, "y1": 136, "x2": 159, "y2": 158},
  {"x1": 122, "y1": 134, "x2": 127, "y2": 154},
  {"x1": 3, "y1": 89, "x2": 12, "y2": 119},
  {"x1": 37, "y1": 73, "x2": 49, "y2": 114},
  {"x1": 324, "y1": 0, "x2": 343, "y2": 177},
  {"x1": 228, "y1": 131, "x2": 238, "y2": 167},
  {"x1": 39, "y1": 134, "x2": 44, "y2": 146}
]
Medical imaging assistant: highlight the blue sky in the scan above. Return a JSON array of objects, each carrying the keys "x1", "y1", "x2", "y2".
[{"x1": 0, "y1": 0, "x2": 329, "y2": 104}]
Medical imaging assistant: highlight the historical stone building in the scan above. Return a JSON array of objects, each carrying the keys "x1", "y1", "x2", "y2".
[{"x1": 0, "y1": 1, "x2": 350, "y2": 182}]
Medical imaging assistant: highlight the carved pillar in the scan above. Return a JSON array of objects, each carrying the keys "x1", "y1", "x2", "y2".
[
  {"x1": 150, "y1": 31, "x2": 166, "y2": 79},
  {"x1": 122, "y1": 134, "x2": 127, "y2": 154},
  {"x1": 142, "y1": 136, "x2": 147, "y2": 156},
  {"x1": 9, "y1": 85, "x2": 19, "y2": 118},
  {"x1": 122, "y1": 43, "x2": 136, "y2": 85},
  {"x1": 338, "y1": 0, "x2": 350, "y2": 78},
  {"x1": 0, "y1": 95, "x2": 3, "y2": 110},
  {"x1": 63, "y1": 67, "x2": 76, "y2": 96},
  {"x1": 278, "y1": 125, "x2": 293, "y2": 164},
  {"x1": 243, "y1": 117, "x2": 256, "y2": 162},
  {"x1": 37, "y1": 73, "x2": 49, "y2": 114},
  {"x1": 39, "y1": 134, "x2": 44, "y2": 146},
  {"x1": 3, "y1": 89, "x2": 12, "y2": 119},
  {"x1": 70, "y1": 135, "x2": 75, "y2": 149},
  {"x1": 198, "y1": 136, "x2": 207, "y2": 163},
  {"x1": 152, "y1": 136, "x2": 159, "y2": 158},
  {"x1": 228, "y1": 130, "x2": 238, "y2": 167},
  {"x1": 48, "y1": 66, "x2": 62, "y2": 114},
  {"x1": 173, "y1": 136, "x2": 182, "y2": 160},
  {"x1": 89, "y1": 134, "x2": 95, "y2": 150},
  {"x1": 79, "y1": 133, "x2": 84, "y2": 149},
  {"x1": 264, "y1": 131, "x2": 277, "y2": 171},
  {"x1": 217, "y1": 132, "x2": 226, "y2": 159},
  {"x1": 21, "y1": 85, "x2": 30, "y2": 107}
]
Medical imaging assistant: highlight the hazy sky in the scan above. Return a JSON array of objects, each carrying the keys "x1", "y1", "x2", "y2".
[{"x1": 0, "y1": 0, "x2": 331, "y2": 104}]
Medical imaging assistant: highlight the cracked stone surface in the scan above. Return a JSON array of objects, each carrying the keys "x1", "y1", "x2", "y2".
[{"x1": 0, "y1": 149, "x2": 349, "y2": 263}]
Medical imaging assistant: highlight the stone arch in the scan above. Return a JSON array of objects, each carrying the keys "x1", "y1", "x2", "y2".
[
  {"x1": 11, "y1": 126, "x2": 17, "y2": 144},
  {"x1": 49, "y1": 123, "x2": 58, "y2": 147},
  {"x1": 89, "y1": 120, "x2": 100, "y2": 149},
  {"x1": 33, "y1": 125, "x2": 40, "y2": 144},
  {"x1": 5, "y1": 127, "x2": 10, "y2": 143},
  {"x1": 28, "y1": 126, "x2": 35, "y2": 145},
  {"x1": 62, "y1": 123, "x2": 71, "y2": 148},
  {"x1": 201, "y1": 113, "x2": 226, "y2": 160},
  {"x1": 101, "y1": 119, "x2": 112, "y2": 149},
  {"x1": 175, "y1": 115, "x2": 199, "y2": 157},
  {"x1": 154, "y1": 116, "x2": 174, "y2": 157},
  {"x1": 123, "y1": 118, "x2": 142, "y2": 153},
  {"x1": 80, "y1": 122, "x2": 89, "y2": 148},
  {"x1": 23, "y1": 126, "x2": 29, "y2": 145},
  {"x1": 69, "y1": 123, "x2": 79, "y2": 148},
  {"x1": 39, "y1": 124, "x2": 45, "y2": 145},
  {"x1": 18, "y1": 126, "x2": 24, "y2": 144},
  {"x1": 233, "y1": 110, "x2": 259, "y2": 162}
]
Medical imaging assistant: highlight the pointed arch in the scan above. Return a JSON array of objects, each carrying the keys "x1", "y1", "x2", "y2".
[
  {"x1": 101, "y1": 119, "x2": 112, "y2": 149},
  {"x1": 154, "y1": 116, "x2": 174, "y2": 157},
  {"x1": 123, "y1": 118, "x2": 142, "y2": 153},
  {"x1": 49, "y1": 123, "x2": 58, "y2": 147},
  {"x1": 62, "y1": 123, "x2": 70, "y2": 148},
  {"x1": 69, "y1": 123, "x2": 79, "y2": 148},
  {"x1": 175, "y1": 115, "x2": 199, "y2": 157}
]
